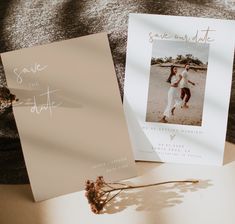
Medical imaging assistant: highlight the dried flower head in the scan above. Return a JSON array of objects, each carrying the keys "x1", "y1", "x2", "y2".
[
  {"x1": 85, "y1": 177, "x2": 106, "y2": 214},
  {"x1": 0, "y1": 86, "x2": 18, "y2": 111},
  {"x1": 85, "y1": 176, "x2": 198, "y2": 214}
]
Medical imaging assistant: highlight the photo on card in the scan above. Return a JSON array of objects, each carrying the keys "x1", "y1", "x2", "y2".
[{"x1": 146, "y1": 40, "x2": 209, "y2": 126}]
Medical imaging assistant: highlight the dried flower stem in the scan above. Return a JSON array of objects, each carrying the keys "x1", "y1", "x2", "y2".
[
  {"x1": 103, "y1": 180, "x2": 199, "y2": 194},
  {"x1": 85, "y1": 176, "x2": 199, "y2": 214}
]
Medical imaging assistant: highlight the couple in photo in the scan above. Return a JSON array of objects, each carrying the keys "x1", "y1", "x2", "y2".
[{"x1": 160, "y1": 64, "x2": 195, "y2": 123}]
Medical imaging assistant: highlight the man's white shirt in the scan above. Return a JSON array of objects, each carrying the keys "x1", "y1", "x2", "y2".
[{"x1": 179, "y1": 69, "x2": 189, "y2": 88}]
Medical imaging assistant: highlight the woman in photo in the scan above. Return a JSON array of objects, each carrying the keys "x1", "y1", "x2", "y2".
[{"x1": 160, "y1": 66, "x2": 182, "y2": 123}]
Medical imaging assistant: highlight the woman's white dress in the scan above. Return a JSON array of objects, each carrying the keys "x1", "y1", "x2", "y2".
[{"x1": 163, "y1": 76, "x2": 182, "y2": 118}]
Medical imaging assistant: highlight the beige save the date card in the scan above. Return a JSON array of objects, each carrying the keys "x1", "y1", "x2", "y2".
[{"x1": 1, "y1": 33, "x2": 136, "y2": 201}]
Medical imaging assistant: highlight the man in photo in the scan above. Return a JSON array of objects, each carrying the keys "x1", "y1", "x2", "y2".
[{"x1": 179, "y1": 63, "x2": 195, "y2": 108}]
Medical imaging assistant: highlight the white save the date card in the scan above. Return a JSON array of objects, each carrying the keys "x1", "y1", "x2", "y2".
[{"x1": 124, "y1": 14, "x2": 235, "y2": 166}]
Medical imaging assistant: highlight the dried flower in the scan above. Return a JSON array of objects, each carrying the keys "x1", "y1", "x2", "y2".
[
  {"x1": 0, "y1": 86, "x2": 18, "y2": 111},
  {"x1": 85, "y1": 176, "x2": 198, "y2": 214}
]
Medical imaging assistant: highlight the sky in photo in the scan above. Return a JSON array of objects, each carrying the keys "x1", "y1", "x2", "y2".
[{"x1": 152, "y1": 40, "x2": 209, "y2": 63}]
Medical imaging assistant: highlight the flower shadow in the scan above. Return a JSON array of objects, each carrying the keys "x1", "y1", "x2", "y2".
[{"x1": 102, "y1": 179, "x2": 212, "y2": 214}]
